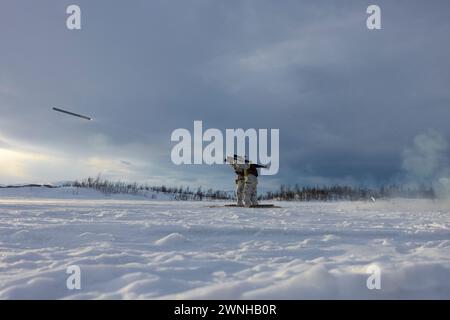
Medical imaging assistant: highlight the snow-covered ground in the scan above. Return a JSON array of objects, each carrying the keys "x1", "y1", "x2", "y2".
[{"x1": 1, "y1": 187, "x2": 450, "y2": 299}]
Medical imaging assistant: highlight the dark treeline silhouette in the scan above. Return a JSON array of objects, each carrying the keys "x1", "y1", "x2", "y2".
[
  {"x1": 261, "y1": 184, "x2": 436, "y2": 201},
  {"x1": 2, "y1": 176, "x2": 437, "y2": 202},
  {"x1": 150, "y1": 185, "x2": 231, "y2": 200},
  {"x1": 67, "y1": 176, "x2": 232, "y2": 200},
  {"x1": 0, "y1": 184, "x2": 57, "y2": 189}
]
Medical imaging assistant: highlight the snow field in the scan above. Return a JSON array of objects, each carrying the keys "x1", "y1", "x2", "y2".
[{"x1": 1, "y1": 188, "x2": 450, "y2": 299}]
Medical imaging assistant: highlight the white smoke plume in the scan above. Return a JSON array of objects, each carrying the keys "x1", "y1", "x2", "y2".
[{"x1": 402, "y1": 130, "x2": 450, "y2": 198}]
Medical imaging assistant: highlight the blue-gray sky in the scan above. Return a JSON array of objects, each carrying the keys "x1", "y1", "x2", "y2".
[{"x1": 1, "y1": 0, "x2": 450, "y2": 191}]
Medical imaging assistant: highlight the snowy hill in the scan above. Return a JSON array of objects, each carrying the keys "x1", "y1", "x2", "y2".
[{"x1": 1, "y1": 188, "x2": 450, "y2": 299}]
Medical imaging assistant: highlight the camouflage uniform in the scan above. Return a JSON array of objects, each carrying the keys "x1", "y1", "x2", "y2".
[
  {"x1": 243, "y1": 174, "x2": 258, "y2": 207},
  {"x1": 231, "y1": 162, "x2": 247, "y2": 206},
  {"x1": 243, "y1": 164, "x2": 266, "y2": 207}
]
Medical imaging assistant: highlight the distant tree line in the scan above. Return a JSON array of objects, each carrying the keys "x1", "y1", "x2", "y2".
[
  {"x1": 70, "y1": 176, "x2": 141, "y2": 195},
  {"x1": 67, "y1": 176, "x2": 232, "y2": 200},
  {"x1": 150, "y1": 185, "x2": 231, "y2": 201},
  {"x1": 261, "y1": 184, "x2": 436, "y2": 201},
  {"x1": 48, "y1": 176, "x2": 437, "y2": 202},
  {"x1": 0, "y1": 184, "x2": 57, "y2": 189}
]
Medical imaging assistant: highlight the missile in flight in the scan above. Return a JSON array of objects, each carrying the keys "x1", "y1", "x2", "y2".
[{"x1": 52, "y1": 107, "x2": 92, "y2": 121}]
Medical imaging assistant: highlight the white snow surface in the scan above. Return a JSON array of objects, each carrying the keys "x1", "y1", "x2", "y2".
[{"x1": 1, "y1": 187, "x2": 450, "y2": 299}]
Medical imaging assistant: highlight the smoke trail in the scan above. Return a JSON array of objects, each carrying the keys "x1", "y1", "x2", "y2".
[{"x1": 402, "y1": 130, "x2": 450, "y2": 198}]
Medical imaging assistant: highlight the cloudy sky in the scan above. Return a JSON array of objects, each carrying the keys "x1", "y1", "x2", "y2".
[{"x1": 1, "y1": 0, "x2": 450, "y2": 191}]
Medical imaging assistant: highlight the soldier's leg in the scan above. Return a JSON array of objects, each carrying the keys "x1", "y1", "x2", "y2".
[
  {"x1": 236, "y1": 179, "x2": 244, "y2": 206},
  {"x1": 251, "y1": 178, "x2": 258, "y2": 206},
  {"x1": 244, "y1": 175, "x2": 256, "y2": 207},
  {"x1": 243, "y1": 179, "x2": 252, "y2": 207}
]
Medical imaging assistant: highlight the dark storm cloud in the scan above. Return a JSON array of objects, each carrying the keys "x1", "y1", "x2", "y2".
[{"x1": 1, "y1": 0, "x2": 450, "y2": 189}]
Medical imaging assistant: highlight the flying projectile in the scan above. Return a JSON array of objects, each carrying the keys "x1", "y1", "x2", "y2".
[{"x1": 52, "y1": 107, "x2": 92, "y2": 121}]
